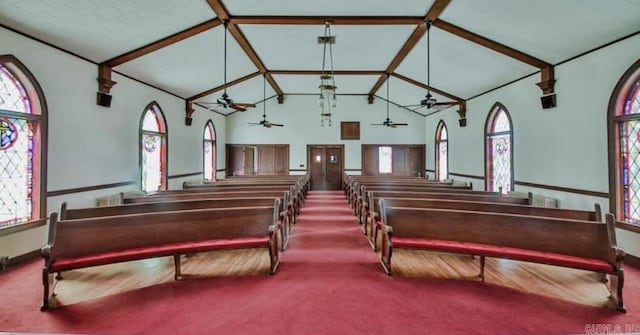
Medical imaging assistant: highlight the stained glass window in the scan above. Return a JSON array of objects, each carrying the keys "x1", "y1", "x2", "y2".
[
  {"x1": 435, "y1": 121, "x2": 448, "y2": 181},
  {"x1": 379, "y1": 146, "x2": 392, "y2": 174},
  {"x1": 0, "y1": 61, "x2": 43, "y2": 228},
  {"x1": 485, "y1": 104, "x2": 513, "y2": 194},
  {"x1": 618, "y1": 79, "x2": 640, "y2": 224},
  {"x1": 204, "y1": 121, "x2": 216, "y2": 181},
  {"x1": 140, "y1": 103, "x2": 166, "y2": 194}
]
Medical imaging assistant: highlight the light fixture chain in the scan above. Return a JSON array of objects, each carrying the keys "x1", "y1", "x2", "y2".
[
  {"x1": 223, "y1": 20, "x2": 228, "y2": 95},
  {"x1": 426, "y1": 20, "x2": 431, "y2": 96}
]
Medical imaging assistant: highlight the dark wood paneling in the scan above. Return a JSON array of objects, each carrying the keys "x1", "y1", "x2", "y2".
[
  {"x1": 362, "y1": 144, "x2": 424, "y2": 176},
  {"x1": 259, "y1": 147, "x2": 276, "y2": 174},
  {"x1": 362, "y1": 145, "x2": 379, "y2": 176},
  {"x1": 340, "y1": 121, "x2": 360, "y2": 140},
  {"x1": 514, "y1": 180, "x2": 609, "y2": 198},
  {"x1": 226, "y1": 144, "x2": 289, "y2": 176}
]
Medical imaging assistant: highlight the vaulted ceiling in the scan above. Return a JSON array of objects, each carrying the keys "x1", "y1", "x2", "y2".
[{"x1": 1, "y1": 0, "x2": 639, "y2": 119}]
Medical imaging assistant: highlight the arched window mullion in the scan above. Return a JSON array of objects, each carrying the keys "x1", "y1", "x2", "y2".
[
  {"x1": 485, "y1": 103, "x2": 513, "y2": 194},
  {"x1": 139, "y1": 102, "x2": 167, "y2": 193},
  {"x1": 0, "y1": 55, "x2": 47, "y2": 227},
  {"x1": 203, "y1": 120, "x2": 216, "y2": 182},
  {"x1": 610, "y1": 59, "x2": 640, "y2": 226},
  {"x1": 435, "y1": 120, "x2": 448, "y2": 181}
]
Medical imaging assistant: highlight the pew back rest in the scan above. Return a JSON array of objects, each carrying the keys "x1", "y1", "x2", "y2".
[
  {"x1": 380, "y1": 205, "x2": 616, "y2": 263},
  {"x1": 368, "y1": 191, "x2": 529, "y2": 213},
  {"x1": 124, "y1": 191, "x2": 288, "y2": 203},
  {"x1": 49, "y1": 205, "x2": 277, "y2": 260},
  {"x1": 380, "y1": 198, "x2": 600, "y2": 222},
  {"x1": 62, "y1": 197, "x2": 284, "y2": 220}
]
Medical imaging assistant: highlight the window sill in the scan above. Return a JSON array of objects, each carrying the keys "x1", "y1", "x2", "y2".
[
  {"x1": 0, "y1": 219, "x2": 47, "y2": 237},
  {"x1": 615, "y1": 221, "x2": 640, "y2": 234}
]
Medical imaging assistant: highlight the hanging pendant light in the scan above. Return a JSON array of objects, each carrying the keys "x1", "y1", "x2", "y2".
[{"x1": 318, "y1": 21, "x2": 337, "y2": 127}]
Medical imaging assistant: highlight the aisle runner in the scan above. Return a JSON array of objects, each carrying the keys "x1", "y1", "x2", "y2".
[{"x1": 279, "y1": 190, "x2": 380, "y2": 274}]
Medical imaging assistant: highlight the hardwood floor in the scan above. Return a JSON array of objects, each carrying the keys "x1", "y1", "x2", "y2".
[{"x1": 51, "y1": 247, "x2": 615, "y2": 309}]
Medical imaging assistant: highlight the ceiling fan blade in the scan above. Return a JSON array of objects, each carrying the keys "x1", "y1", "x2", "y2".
[
  {"x1": 370, "y1": 123, "x2": 385, "y2": 126},
  {"x1": 393, "y1": 123, "x2": 409, "y2": 126},
  {"x1": 270, "y1": 123, "x2": 284, "y2": 127}
]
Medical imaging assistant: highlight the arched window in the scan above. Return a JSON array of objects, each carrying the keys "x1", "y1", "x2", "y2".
[
  {"x1": 609, "y1": 59, "x2": 640, "y2": 226},
  {"x1": 140, "y1": 102, "x2": 167, "y2": 193},
  {"x1": 203, "y1": 120, "x2": 216, "y2": 181},
  {"x1": 435, "y1": 120, "x2": 448, "y2": 181},
  {"x1": 0, "y1": 55, "x2": 47, "y2": 227},
  {"x1": 485, "y1": 103, "x2": 513, "y2": 194}
]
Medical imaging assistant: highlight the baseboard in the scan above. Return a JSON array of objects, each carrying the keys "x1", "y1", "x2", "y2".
[
  {"x1": 1, "y1": 249, "x2": 40, "y2": 271},
  {"x1": 624, "y1": 253, "x2": 640, "y2": 269}
]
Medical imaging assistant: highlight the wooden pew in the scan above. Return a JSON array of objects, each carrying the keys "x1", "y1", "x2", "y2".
[
  {"x1": 362, "y1": 191, "x2": 530, "y2": 250},
  {"x1": 60, "y1": 196, "x2": 293, "y2": 251},
  {"x1": 41, "y1": 203, "x2": 280, "y2": 311},
  {"x1": 377, "y1": 201, "x2": 625, "y2": 312},
  {"x1": 122, "y1": 190, "x2": 296, "y2": 244},
  {"x1": 368, "y1": 197, "x2": 602, "y2": 251}
]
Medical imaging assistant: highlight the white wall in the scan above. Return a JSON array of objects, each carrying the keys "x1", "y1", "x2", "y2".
[
  {"x1": 425, "y1": 35, "x2": 640, "y2": 256},
  {"x1": 226, "y1": 94, "x2": 426, "y2": 172},
  {"x1": 0, "y1": 27, "x2": 225, "y2": 259}
]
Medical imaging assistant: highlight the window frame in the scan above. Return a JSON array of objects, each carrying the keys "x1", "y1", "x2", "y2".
[
  {"x1": 608, "y1": 58, "x2": 640, "y2": 231},
  {"x1": 0, "y1": 55, "x2": 47, "y2": 234},
  {"x1": 203, "y1": 120, "x2": 216, "y2": 181},
  {"x1": 484, "y1": 102, "x2": 514, "y2": 193},
  {"x1": 139, "y1": 101, "x2": 167, "y2": 193},
  {"x1": 435, "y1": 120, "x2": 448, "y2": 181}
]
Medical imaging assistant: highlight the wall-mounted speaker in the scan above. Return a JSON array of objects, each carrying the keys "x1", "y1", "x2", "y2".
[
  {"x1": 96, "y1": 92, "x2": 112, "y2": 107},
  {"x1": 458, "y1": 118, "x2": 467, "y2": 127},
  {"x1": 540, "y1": 93, "x2": 556, "y2": 109}
]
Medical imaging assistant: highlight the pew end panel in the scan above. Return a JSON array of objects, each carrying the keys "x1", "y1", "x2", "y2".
[{"x1": 377, "y1": 199, "x2": 626, "y2": 312}]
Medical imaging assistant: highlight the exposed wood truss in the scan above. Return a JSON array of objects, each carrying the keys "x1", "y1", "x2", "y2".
[
  {"x1": 367, "y1": 0, "x2": 451, "y2": 102},
  {"x1": 96, "y1": 0, "x2": 556, "y2": 126},
  {"x1": 433, "y1": 19, "x2": 555, "y2": 94}
]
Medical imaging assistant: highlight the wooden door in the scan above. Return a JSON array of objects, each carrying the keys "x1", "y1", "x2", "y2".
[
  {"x1": 244, "y1": 147, "x2": 255, "y2": 175},
  {"x1": 308, "y1": 145, "x2": 344, "y2": 190}
]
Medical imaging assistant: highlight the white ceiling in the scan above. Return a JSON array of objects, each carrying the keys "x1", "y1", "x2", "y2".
[{"x1": 1, "y1": 0, "x2": 639, "y2": 116}]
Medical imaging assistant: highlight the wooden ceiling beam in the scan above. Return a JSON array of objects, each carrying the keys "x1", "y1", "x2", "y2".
[
  {"x1": 432, "y1": 19, "x2": 549, "y2": 69},
  {"x1": 269, "y1": 70, "x2": 385, "y2": 75},
  {"x1": 102, "y1": 19, "x2": 222, "y2": 67},
  {"x1": 391, "y1": 72, "x2": 463, "y2": 102},
  {"x1": 231, "y1": 16, "x2": 424, "y2": 25},
  {"x1": 433, "y1": 19, "x2": 555, "y2": 95},
  {"x1": 188, "y1": 71, "x2": 261, "y2": 101},
  {"x1": 366, "y1": 0, "x2": 451, "y2": 102},
  {"x1": 206, "y1": 0, "x2": 285, "y2": 102}
]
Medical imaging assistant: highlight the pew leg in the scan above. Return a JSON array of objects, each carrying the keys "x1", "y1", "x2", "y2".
[
  {"x1": 598, "y1": 272, "x2": 608, "y2": 283},
  {"x1": 173, "y1": 255, "x2": 181, "y2": 280},
  {"x1": 371, "y1": 223, "x2": 380, "y2": 252},
  {"x1": 269, "y1": 241, "x2": 279, "y2": 275},
  {"x1": 479, "y1": 256, "x2": 486, "y2": 282},
  {"x1": 381, "y1": 236, "x2": 392, "y2": 276},
  {"x1": 609, "y1": 269, "x2": 626, "y2": 313},
  {"x1": 41, "y1": 268, "x2": 54, "y2": 311}
]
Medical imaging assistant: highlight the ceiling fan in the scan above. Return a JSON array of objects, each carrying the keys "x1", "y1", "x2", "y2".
[
  {"x1": 371, "y1": 74, "x2": 408, "y2": 128},
  {"x1": 200, "y1": 20, "x2": 255, "y2": 113},
  {"x1": 248, "y1": 75, "x2": 284, "y2": 128},
  {"x1": 402, "y1": 21, "x2": 456, "y2": 113}
]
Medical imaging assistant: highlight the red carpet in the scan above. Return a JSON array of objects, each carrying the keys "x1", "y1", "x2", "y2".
[{"x1": 1, "y1": 190, "x2": 639, "y2": 334}]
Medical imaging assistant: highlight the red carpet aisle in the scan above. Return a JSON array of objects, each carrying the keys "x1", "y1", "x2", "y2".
[{"x1": 1, "y1": 190, "x2": 639, "y2": 334}]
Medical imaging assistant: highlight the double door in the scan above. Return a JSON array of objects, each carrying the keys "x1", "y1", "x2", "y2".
[{"x1": 308, "y1": 145, "x2": 344, "y2": 190}]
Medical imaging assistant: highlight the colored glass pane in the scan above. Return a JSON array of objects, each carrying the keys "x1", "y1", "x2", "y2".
[
  {"x1": 440, "y1": 126, "x2": 448, "y2": 140},
  {"x1": 0, "y1": 117, "x2": 33, "y2": 226},
  {"x1": 142, "y1": 109, "x2": 160, "y2": 132},
  {"x1": 493, "y1": 110, "x2": 510, "y2": 132},
  {"x1": 489, "y1": 134, "x2": 511, "y2": 193},
  {"x1": 621, "y1": 84, "x2": 640, "y2": 223},
  {"x1": 438, "y1": 141, "x2": 448, "y2": 181},
  {"x1": 142, "y1": 134, "x2": 162, "y2": 193},
  {"x1": 0, "y1": 65, "x2": 31, "y2": 114},
  {"x1": 379, "y1": 146, "x2": 392, "y2": 174},
  {"x1": 204, "y1": 141, "x2": 213, "y2": 181}
]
